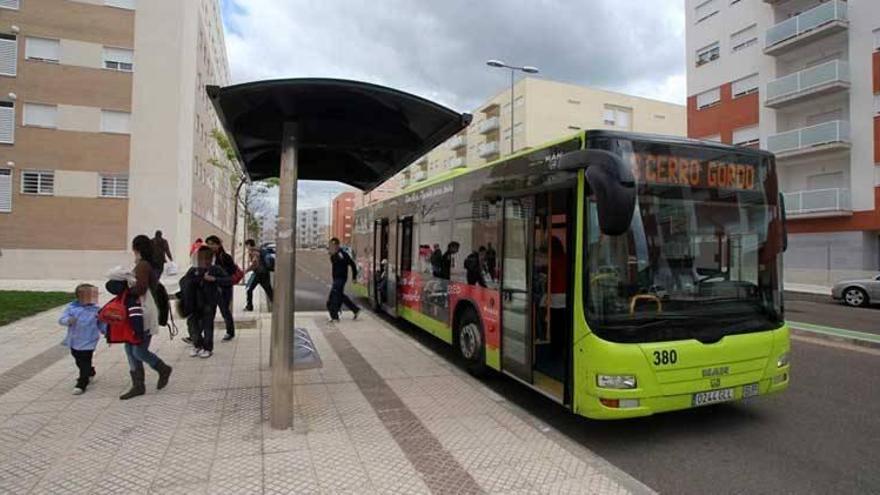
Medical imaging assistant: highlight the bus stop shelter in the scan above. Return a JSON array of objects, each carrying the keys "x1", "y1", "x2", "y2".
[{"x1": 207, "y1": 78, "x2": 471, "y2": 428}]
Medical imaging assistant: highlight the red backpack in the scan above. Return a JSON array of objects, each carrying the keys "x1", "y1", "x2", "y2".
[{"x1": 98, "y1": 291, "x2": 141, "y2": 344}]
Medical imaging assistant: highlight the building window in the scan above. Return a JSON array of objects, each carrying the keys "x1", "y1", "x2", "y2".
[
  {"x1": 732, "y1": 73, "x2": 759, "y2": 98},
  {"x1": 874, "y1": 28, "x2": 880, "y2": 51},
  {"x1": 653, "y1": 114, "x2": 667, "y2": 120},
  {"x1": 0, "y1": 33, "x2": 17, "y2": 76},
  {"x1": 0, "y1": 100, "x2": 13, "y2": 144},
  {"x1": 103, "y1": 47, "x2": 133, "y2": 71},
  {"x1": 874, "y1": 94, "x2": 880, "y2": 115},
  {"x1": 603, "y1": 105, "x2": 632, "y2": 129},
  {"x1": 101, "y1": 110, "x2": 131, "y2": 134},
  {"x1": 21, "y1": 170, "x2": 54, "y2": 195},
  {"x1": 567, "y1": 98, "x2": 581, "y2": 105},
  {"x1": 0, "y1": 0, "x2": 19, "y2": 10},
  {"x1": 695, "y1": 0, "x2": 719, "y2": 23},
  {"x1": 696, "y1": 42, "x2": 720, "y2": 67},
  {"x1": 25, "y1": 37, "x2": 60, "y2": 63},
  {"x1": 105, "y1": 0, "x2": 135, "y2": 9},
  {"x1": 99, "y1": 174, "x2": 128, "y2": 198},
  {"x1": 696, "y1": 87, "x2": 721, "y2": 109},
  {"x1": 730, "y1": 24, "x2": 758, "y2": 52},
  {"x1": 23, "y1": 103, "x2": 57, "y2": 128},
  {"x1": 733, "y1": 125, "x2": 760, "y2": 147},
  {"x1": 0, "y1": 168, "x2": 10, "y2": 212}
]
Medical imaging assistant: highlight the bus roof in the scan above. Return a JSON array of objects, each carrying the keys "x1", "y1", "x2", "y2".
[{"x1": 380, "y1": 129, "x2": 774, "y2": 204}]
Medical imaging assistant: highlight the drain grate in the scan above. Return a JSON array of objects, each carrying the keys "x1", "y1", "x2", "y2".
[{"x1": 292, "y1": 327, "x2": 322, "y2": 369}]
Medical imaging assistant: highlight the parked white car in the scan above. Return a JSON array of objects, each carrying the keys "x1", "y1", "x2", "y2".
[{"x1": 831, "y1": 274, "x2": 880, "y2": 307}]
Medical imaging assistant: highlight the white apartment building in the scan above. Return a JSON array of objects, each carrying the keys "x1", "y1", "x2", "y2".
[
  {"x1": 393, "y1": 77, "x2": 686, "y2": 189},
  {"x1": 296, "y1": 207, "x2": 328, "y2": 249},
  {"x1": 686, "y1": 0, "x2": 880, "y2": 284},
  {"x1": 0, "y1": 0, "x2": 236, "y2": 279}
]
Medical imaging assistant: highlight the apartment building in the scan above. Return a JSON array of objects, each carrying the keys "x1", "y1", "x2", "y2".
[
  {"x1": 391, "y1": 77, "x2": 686, "y2": 189},
  {"x1": 296, "y1": 207, "x2": 328, "y2": 249},
  {"x1": 0, "y1": 0, "x2": 236, "y2": 279},
  {"x1": 331, "y1": 191, "x2": 355, "y2": 245},
  {"x1": 686, "y1": 0, "x2": 880, "y2": 284}
]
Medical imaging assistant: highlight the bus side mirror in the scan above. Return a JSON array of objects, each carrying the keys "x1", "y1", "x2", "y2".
[
  {"x1": 556, "y1": 149, "x2": 636, "y2": 236},
  {"x1": 779, "y1": 192, "x2": 788, "y2": 252}
]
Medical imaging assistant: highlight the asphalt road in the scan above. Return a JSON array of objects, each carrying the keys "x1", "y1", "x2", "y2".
[{"x1": 292, "y1": 250, "x2": 880, "y2": 494}]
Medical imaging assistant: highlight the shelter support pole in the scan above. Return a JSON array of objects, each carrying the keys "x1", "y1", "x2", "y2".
[{"x1": 270, "y1": 122, "x2": 298, "y2": 429}]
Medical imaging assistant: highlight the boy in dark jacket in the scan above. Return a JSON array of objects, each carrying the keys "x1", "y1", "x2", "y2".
[{"x1": 180, "y1": 246, "x2": 230, "y2": 358}]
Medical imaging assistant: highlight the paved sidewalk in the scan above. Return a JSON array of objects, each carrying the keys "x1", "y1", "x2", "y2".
[{"x1": 0, "y1": 300, "x2": 652, "y2": 494}]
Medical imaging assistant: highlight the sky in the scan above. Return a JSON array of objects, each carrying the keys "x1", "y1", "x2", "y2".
[{"x1": 219, "y1": 0, "x2": 687, "y2": 208}]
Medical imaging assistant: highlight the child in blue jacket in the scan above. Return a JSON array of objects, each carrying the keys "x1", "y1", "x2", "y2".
[{"x1": 58, "y1": 284, "x2": 106, "y2": 395}]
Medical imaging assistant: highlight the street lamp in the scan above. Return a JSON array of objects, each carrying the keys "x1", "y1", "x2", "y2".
[{"x1": 486, "y1": 60, "x2": 539, "y2": 154}]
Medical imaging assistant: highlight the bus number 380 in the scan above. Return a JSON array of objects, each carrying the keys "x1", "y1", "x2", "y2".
[{"x1": 653, "y1": 350, "x2": 678, "y2": 365}]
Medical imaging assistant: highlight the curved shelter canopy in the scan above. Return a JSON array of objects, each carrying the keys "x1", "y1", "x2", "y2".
[{"x1": 207, "y1": 78, "x2": 472, "y2": 191}]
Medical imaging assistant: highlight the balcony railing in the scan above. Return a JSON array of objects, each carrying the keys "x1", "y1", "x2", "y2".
[
  {"x1": 766, "y1": 60, "x2": 849, "y2": 107},
  {"x1": 784, "y1": 188, "x2": 851, "y2": 216},
  {"x1": 448, "y1": 156, "x2": 465, "y2": 169},
  {"x1": 766, "y1": 120, "x2": 850, "y2": 155},
  {"x1": 447, "y1": 135, "x2": 465, "y2": 150},
  {"x1": 478, "y1": 141, "x2": 499, "y2": 158},
  {"x1": 478, "y1": 116, "x2": 500, "y2": 134},
  {"x1": 765, "y1": 1, "x2": 847, "y2": 52}
]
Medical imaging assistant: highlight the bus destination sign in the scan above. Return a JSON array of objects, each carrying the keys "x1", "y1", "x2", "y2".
[{"x1": 632, "y1": 153, "x2": 757, "y2": 191}]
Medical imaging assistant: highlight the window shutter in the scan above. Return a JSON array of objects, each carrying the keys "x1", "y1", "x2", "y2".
[
  {"x1": 100, "y1": 175, "x2": 129, "y2": 198},
  {"x1": 616, "y1": 109, "x2": 631, "y2": 129},
  {"x1": 696, "y1": 88, "x2": 721, "y2": 109},
  {"x1": 0, "y1": 102, "x2": 14, "y2": 144},
  {"x1": 101, "y1": 110, "x2": 131, "y2": 134},
  {"x1": 105, "y1": 0, "x2": 135, "y2": 9},
  {"x1": 603, "y1": 108, "x2": 615, "y2": 124},
  {"x1": 695, "y1": 0, "x2": 719, "y2": 22},
  {"x1": 0, "y1": 34, "x2": 16, "y2": 75},
  {"x1": 25, "y1": 37, "x2": 60, "y2": 62},
  {"x1": 0, "y1": 169, "x2": 11, "y2": 213},
  {"x1": 0, "y1": 0, "x2": 20, "y2": 10},
  {"x1": 733, "y1": 125, "x2": 760, "y2": 146},
  {"x1": 22, "y1": 171, "x2": 53, "y2": 195},
  {"x1": 730, "y1": 24, "x2": 757, "y2": 51},
  {"x1": 732, "y1": 74, "x2": 759, "y2": 97},
  {"x1": 23, "y1": 103, "x2": 57, "y2": 128},
  {"x1": 103, "y1": 47, "x2": 133, "y2": 70}
]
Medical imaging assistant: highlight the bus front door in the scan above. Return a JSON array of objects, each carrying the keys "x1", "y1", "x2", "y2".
[{"x1": 374, "y1": 219, "x2": 390, "y2": 310}]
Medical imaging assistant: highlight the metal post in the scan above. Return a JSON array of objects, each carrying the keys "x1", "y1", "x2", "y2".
[
  {"x1": 509, "y1": 69, "x2": 515, "y2": 155},
  {"x1": 270, "y1": 122, "x2": 298, "y2": 430}
]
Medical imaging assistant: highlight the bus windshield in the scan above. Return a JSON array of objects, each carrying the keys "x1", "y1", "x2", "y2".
[{"x1": 585, "y1": 139, "x2": 784, "y2": 344}]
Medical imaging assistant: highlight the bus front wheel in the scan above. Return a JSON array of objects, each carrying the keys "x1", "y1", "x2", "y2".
[{"x1": 457, "y1": 308, "x2": 486, "y2": 375}]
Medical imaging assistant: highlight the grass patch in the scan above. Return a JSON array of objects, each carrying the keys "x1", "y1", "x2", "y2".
[{"x1": 0, "y1": 291, "x2": 75, "y2": 327}]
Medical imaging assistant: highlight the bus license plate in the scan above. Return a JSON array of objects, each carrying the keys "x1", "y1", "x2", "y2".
[{"x1": 692, "y1": 388, "x2": 734, "y2": 407}]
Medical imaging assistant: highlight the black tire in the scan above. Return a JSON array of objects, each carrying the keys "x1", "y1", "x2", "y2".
[
  {"x1": 842, "y1": 287, "x2": 869, "y2": 308},
  {"x1": 456, "y1": 307, "x2": 486, "y2": 375}
]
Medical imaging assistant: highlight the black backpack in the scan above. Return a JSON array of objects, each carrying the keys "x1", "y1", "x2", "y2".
[
  {"x1": 176, "y1": 270, "x2": 198, "y2": 318},
  {"x1": 261, "y1": 247, "x2": 276, "y2": 272}
]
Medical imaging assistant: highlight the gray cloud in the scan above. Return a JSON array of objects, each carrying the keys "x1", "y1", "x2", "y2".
[{"x1": 223, "y1": 0, "x2": 686, "y2": 110}]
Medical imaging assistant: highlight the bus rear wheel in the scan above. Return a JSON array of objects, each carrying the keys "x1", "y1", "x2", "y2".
[{"x1": 457, "y1": 308, "x2": 486, "y2": 375}]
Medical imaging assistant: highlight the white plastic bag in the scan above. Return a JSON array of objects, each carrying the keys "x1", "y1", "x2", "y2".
[{"x1": 164, "y1": 261, "x2": 179, "y2": 277}]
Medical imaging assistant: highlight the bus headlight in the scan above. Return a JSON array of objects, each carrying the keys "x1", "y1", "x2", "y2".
[
  {"x1": 776, "y1": 352, "x2": 790, "y2": 368},
  {"x1": 597, "y1": 374, "x2": 637, "y2": 389}
]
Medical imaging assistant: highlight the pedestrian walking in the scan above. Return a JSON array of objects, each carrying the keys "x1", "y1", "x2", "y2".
[
  {"x1": 204, "y1": 235, "x2": 240, "y2": 341},
  {"x1": 58, "y1": 284, "x2": 105, "y2": 395},
  {"x1": 244, "y1": 239, "x2": 274, "y2": 311},
  {"x1": 151, "y1": 230, "x2": 173, "y2": 278},
  {"x1": 118, "y1": 235, "x2": 173, "y2": 400},
  {"x1": 179, "y1": 246, "x2": 230, "y2": 358},
  {"x1": 326, "y1": 237, "x2": 360, "y2": 322}
]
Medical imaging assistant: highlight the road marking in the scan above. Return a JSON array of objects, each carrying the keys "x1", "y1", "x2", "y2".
[{"x1": 788, "y1": 320, "x2": 880, "y2": 345}]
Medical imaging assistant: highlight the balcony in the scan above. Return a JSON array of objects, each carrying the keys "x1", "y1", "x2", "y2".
[
  {"x1": 765, "y1": 1, "x2": 848, "y2": 56},
  {"x1": 784, "y1": 188, "x2": 851, "y2": 218},
  {"x1": 477, "y1": 141, "x2": 499, "y2": 159},
  {"x1": 447, "y1": 135, "x2": 465, "y2": 150},
  {"x1": 478, "y1": 116, "x2": 500, "y2": 134},
  {"x1": 766, "y1": 120, "x2": 850, "y2": 158},
  {"x1": 448, "y1": 156, "x2": 465, "y2": 169},
  {"x1": 765, "y1": 60, "x2": 850, "y2": 108}
]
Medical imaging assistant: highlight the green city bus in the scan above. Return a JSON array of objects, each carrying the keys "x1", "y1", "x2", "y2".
[{"x1": 351, "y1": 130, "x2": 790, "y2": 419}]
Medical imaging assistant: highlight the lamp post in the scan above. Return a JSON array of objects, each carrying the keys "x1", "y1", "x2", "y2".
[{"x1": 486, "y1": 60, "x2": 539, "y2": 155}]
